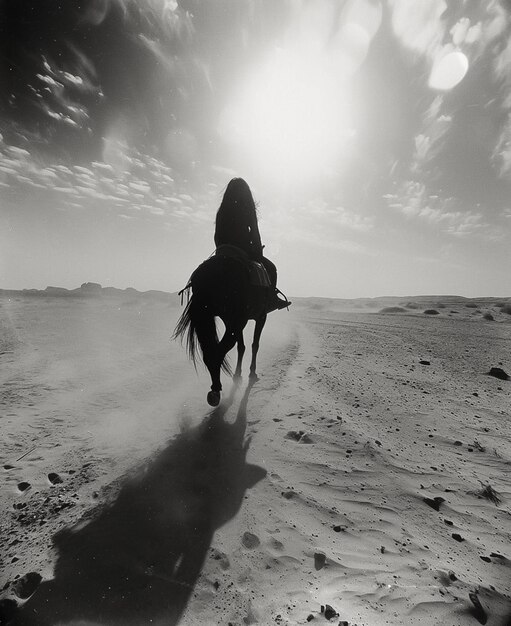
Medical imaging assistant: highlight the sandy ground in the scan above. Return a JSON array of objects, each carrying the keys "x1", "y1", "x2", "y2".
[{"x1": 1, "y1": 294, "x2": 511, "y2": 625}]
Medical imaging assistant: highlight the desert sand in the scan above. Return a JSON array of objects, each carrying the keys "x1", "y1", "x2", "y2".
[{"x1": 1, "y1": 290, "x2": 510, "y2": 625}]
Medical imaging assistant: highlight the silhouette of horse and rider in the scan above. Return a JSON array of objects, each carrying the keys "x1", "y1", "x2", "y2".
[{"x1": 174, "y1": 178, "x2": 291, "y2": 406}]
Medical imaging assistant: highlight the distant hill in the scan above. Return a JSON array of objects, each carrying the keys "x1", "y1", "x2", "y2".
[
  {"x1": 0, "y1": 286, "x2": 508, "y2": 312},
  {"x1": 0, "y1": 283, "x2": 179, "y2": 303}
]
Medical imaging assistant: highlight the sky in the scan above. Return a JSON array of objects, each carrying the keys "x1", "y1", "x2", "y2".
[{"x1": 1, "y1": 0, "x2": 510, "y2": 298}]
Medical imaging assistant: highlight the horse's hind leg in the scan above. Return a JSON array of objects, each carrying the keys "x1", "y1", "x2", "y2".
[
  {"x1": 233, "y1": 330, "x2": 245, "y2": 382},
  {"x1": 249, "y1": 314, "x2": 266, "y2": 381}
]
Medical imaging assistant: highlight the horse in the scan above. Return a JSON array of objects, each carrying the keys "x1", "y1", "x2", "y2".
[{"x1": 173, "y1": 253, "x2": 270, "y2": 406}]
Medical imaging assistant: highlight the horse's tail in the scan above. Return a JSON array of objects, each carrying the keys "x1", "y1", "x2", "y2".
[
  {"x1": 173, "y1": 298, "x2": 199, "y2": 368},
  {"x1": 173, "y1": 295, "x2": 232, "y2": 375}
]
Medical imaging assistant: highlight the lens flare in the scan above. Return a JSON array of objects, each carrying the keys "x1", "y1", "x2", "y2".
[{"x1": 429, "y1": 50, "x2": 469, "y2": 91}]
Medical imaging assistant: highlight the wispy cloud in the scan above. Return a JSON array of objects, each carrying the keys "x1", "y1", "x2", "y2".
[
  {"x1": 0, "y1": 137, "x2": 213, "y2": 226},
  {"x1": 384, "y1": 180, "x2": 505, "y2": 240}
]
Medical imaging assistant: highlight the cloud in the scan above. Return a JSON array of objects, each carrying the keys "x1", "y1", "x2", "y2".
[
  {"x1": 0, "y1": 137, "x2": 216, "y2": 227},
  {"x1": 385, "y1": 180, "x2": 506, "y2": 239}
]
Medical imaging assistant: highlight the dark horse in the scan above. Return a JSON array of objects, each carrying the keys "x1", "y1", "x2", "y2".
[{"x1": 173, "y1": 254, "x2": 269, "y2": 406}]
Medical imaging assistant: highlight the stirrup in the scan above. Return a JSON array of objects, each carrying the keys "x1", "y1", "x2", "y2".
[{"x1": 267, "y1": 288, "x2": 291, "y2": 313}]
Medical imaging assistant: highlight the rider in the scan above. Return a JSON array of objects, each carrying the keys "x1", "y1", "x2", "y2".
[{"x1": 214, "y1": 177, "x2": 290, "y2": 312}]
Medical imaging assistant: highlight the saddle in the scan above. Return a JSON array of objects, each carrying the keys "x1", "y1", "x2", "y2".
[{"x1": 215, "y1": 245, "x2": 272, "y2": 288}]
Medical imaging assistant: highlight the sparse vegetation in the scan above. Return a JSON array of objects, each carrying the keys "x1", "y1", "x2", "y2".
[
  {"x1": 404, "y1": 302, "x2": 419, "y2": 309},
  {"x1": 483, "y1": 312, "x2": 494, "y2": 321},
  {"x1": 502, "y1": 303, "x2": 511, "y2": 315},
  {"x1": 465, "y1": 303, "x2": 477, "y2": 308},
  {"x1": 472, "y1": 483, "x2": 502, "y2": 505},
  {"x1": 423, "y1": 309, "x2": 439, "y2": 315}
]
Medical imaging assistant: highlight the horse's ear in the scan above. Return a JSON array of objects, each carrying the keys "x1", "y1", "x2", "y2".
[{"x1": 244, "y1": 463, "x2": 267, "y2": 489}]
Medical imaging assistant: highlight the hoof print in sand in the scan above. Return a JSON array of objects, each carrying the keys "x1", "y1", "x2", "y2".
[
  {"x1": 468, "y1": 592, "x2": 488, "y2": 625},
  {"x1": 423, "y1": 496, "x2": 445, "y2": 511},
  {"x1": 285, "y1": 431, "x2": 314, "y2": 444},
  {"x1": 47, "y1": 472, "x2": 63, "y2": 485},
  {"x1": 210, "y1": 548, "x2": 230, "y2": 570},
  {"x1": 487, "y1": 367, "x2": 509, "y2": 381},
  {"x1": 314, "y1": 552, "x2": 326, "y2": 570},
  {"x1": 13, "y1": 572, "x2": 42, "y2": 599},
  {"x1": 242, "y1": 531, "x2": 260, "y2": 549}
]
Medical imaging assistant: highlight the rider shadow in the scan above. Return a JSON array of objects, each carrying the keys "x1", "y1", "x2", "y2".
[{"x1": 16, "y1": 381, "x2": 265, "y2": 626}]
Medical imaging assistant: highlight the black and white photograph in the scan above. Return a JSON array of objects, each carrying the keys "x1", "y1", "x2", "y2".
[{"x1": 1, "y1": 1, "x2": 510, "y2": 624}]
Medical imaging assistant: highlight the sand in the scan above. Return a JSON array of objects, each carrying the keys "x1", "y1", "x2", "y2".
[{"x1": 1, "y1": 293, "x2": 510, "y2": 625}]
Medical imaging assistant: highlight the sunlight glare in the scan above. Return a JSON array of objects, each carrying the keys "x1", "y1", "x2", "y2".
[{"x1": 220, "y1": 45, "x2": 354, "y2": 186}]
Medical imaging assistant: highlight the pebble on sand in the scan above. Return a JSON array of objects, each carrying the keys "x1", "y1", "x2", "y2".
[
  {"x1": 314, "y1": 552, "x2": 326, "y2": 570},
  {"x1": 487, "y1": 367, "x2": 509, "y2": 381},
  {"x1": 48, "y1": 472, "x2": 63, "y2": 485},
  {"x1": 423, "y1": 496, "x2": 445, "y2": 511}
]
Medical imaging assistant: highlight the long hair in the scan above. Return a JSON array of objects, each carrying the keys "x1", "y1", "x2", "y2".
[{"x1": 216, "y1": 177, "x2": 258, "y2": 223}]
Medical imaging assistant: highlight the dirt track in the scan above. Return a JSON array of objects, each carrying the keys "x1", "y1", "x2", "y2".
[{"x1": 1, "y1": 296, "x2": 511, "y2": 625}]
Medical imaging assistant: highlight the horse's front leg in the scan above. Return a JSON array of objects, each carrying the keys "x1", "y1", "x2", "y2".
[
  {"x1": 204, "y1": 346, "x2": 223, "y2": 407},
  {"x1": 249, "y1": 314, "x2": 267, "y2": 381},
  {"x1": 233, "y1": 330, "x2": 245, "y2": 383}
]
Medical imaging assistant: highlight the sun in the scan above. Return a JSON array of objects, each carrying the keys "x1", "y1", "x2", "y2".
[{"x1": 220, "y1": 45, "x2": 354, "y2": 187}]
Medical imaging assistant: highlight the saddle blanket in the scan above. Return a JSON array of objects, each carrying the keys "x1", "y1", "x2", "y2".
[{"x1": 215, "y1": 245, "x2": 272, "y2": 288}]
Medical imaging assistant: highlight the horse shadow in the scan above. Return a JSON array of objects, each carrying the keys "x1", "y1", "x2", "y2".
[{"x1": 15, "y1": 381, "x2": 265, "y2": 625}]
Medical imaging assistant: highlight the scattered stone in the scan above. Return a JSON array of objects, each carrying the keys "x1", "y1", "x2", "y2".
[
  {"x1": 487, "y1": 367, "x2": 509, "y2": 381},
  {"x1": 299, "y1": 434, "x2": 314, "y2": 444},
  {"x1": 323, "y1": 604, "x2": 338, "y2": 620},
  {"x1": 285, "y1": 431, "x2": 303, "y2": 441},
  {"x1": 423, "y1": 309, "x2": 439, "y2": 315},
  {"x1": 13, "y1": 572, "x2": 42, "y2": 599},
  {"x1": 241, "y1": 532, "x2": 260, "y2": 549},
  {"x1": 452, "y1": 533, "x2": 464, "y2": 542},
  {"x1": 282, "y1": 491, "x2": 295, "y2": 499},
  {"x1": 468, "y1": 592, "x2": 488, "y2": 625},
  {"x1": 314, "y1": 552, "x2": 326, "y2": 570},
  {"x1": 47, "y1": 472, "x2": 63, "y2": 485},
  {"x1": 284, "y1": 431, "x2": 313, "y2": 444},
  {"x1": 306, "y1": 615, "x2": 315, "y2": 622},
  {"x1": 444, "y1": 519, "x2": 453, "y2": 526},
  {"x1": 480, "y1": 556, "x2": 491, "y2": 563},
  {"x1": 17, "y1": 482, "x2": 30, "y2": 493},
  {"x1": 333, "y1": 525, "x2": 342, "y2": 533},
  {"x1": 419, "y1": 360, "x2": 431, "y2": 365},
  {"x1": 454, "y1": 441, "x2": 463, "y2": 446},
  {"x1": 448, "y1": 570, "x2": 457, "y2": 581},
  {"x1": 380, "y1": 546, "x2": 385, "y2": 554},
  {"x1": 423, "y1": 496, "x2": 445, "y2": 511}
]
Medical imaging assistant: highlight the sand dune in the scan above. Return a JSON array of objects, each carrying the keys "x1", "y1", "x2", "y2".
[{"x1": 1, "y1": 294, "x2": 510, "y2": 625}]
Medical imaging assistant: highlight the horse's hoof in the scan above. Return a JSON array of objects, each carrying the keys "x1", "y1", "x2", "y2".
[
  {"x1": 233, "y1": 374, "x2": 242, "y2": 385},
  {"x1": 207, "y1": 390, "x2": 221, "y2": 406},
  {"x1": 248, "y1": 372, "x2": 259, "y2": 382}
]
